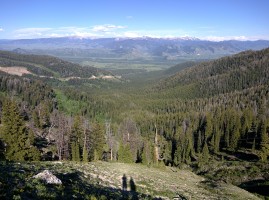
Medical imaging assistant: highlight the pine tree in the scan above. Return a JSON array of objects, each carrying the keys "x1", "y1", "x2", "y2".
[
  {"x1": 82, "y1": 145, "x2": 88, "y2": 162},
  {"x1": 32, "y1": 110, "x2": 40, "y2": 128},
  {"x1": 249, "y1": 121, "x2": 257, "y2": 150},
  {"x1": 71, "y1": 142, "x2": 77, "y2": 161},
  {"x1": 202, "y1": 142, "x2": 209, "y2": 163},
  {"x1": 0, "y1": 100, "x2": 40, "y2": 161},
  {"x1": 197, "y1": 131, "x2": 202, "y2": 153},
  {"x1": 184, "y1": 131, "x2": 194, "y2": 164},
  {"x1": 230, "y1": 128, "x2": 240, "y2": 151},
  {"x1": 89, "y1": 122, "x2": 105, "y2": 161},
  {"x1": 118, "y1": 141, "x2": 133, "y2": 163},
  {"x1": 164, "y1": 140, "x2": 172, "y2": 165},
  {"x1": 205, "y1": 113, "x2": 213, "y2": 140},
  {"x1": 230, "y1": 114, "x2": 241, "y2": 151},
  {"x1": 259, "y1": 121, "x2": 269, "y2": 162},
  {"x1": 173, "y1": 142, "x2": 182, "y2": 166},
  {"x1": 214, "y1": 128, "x2": 221, "y2": 153},
  {"x1": 142, "y1": 140, "x2": 153, "y2": 165},
  {"x1": 70, "y1": 116, "x2": 82, "y2": 161}
]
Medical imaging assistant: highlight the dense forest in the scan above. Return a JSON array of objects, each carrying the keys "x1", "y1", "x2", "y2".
[{"x1": 0, "y1": 48, "x2": 269, "y2": 169}]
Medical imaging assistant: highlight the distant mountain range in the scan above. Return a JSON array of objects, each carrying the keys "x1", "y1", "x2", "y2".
[{"x1": 0, "y1": 37, "x2": 268, "y2": 62}]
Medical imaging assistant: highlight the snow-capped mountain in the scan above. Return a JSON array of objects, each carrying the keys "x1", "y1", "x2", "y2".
[{"x1": 0, "y1": 37, "x2": 268, "y2": 61}]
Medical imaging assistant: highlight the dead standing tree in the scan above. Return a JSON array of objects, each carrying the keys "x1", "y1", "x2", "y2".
[
  {"x1": 154, "y1": 123, "x2": 160, "y2": 163},
  {"x1": 120, "y1": 118, "x2": 142, "y2": 162},
  {"x1": 50, "y1": 111, "x2": 71, "y2": 160},
  {"x1": 82, "y1": 118, "x2": 91, "y2": 161},
  {"x1": 105, "y1": 119, "x2": 113, "y2": 161}
]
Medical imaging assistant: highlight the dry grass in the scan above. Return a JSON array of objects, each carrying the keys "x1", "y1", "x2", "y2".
[
  {"x1": 72, "y1": 161, "x2": 260, "y2": 199},
  {"x1": 0, "y1": 160, "x2": 261, "y2": 199}
]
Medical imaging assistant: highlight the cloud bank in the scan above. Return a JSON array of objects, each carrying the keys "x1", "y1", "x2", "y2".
[
  {"x1": 10, "y1": 25, "x2": 269, "y2": 41},
  {"x1": 13, "y1": 25, "x2": 127, "y2": 39}
]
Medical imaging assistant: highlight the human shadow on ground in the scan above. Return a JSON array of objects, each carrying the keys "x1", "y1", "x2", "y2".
[{"x1": 0, "y1": 161, "x2": 162, "y2": 200}]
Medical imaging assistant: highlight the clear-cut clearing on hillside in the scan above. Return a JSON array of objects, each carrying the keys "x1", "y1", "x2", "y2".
[
  {"x1": 0, "y1": 65, "x2": 121, "y2": 81},
  {"x1": 0, "y1": 66, "x2": 33, "y2": 76}
]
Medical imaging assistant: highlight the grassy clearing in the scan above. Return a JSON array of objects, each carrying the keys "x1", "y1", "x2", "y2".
[
  {"x1": 0, "y1": 161, "x2": 260, "y2": 200},
  {"x1": 80, "y1": 60, "x2": 172, "y2": 72},
  {"x1": 54, "y1": 89, "x2": 89, "y2": 116}
]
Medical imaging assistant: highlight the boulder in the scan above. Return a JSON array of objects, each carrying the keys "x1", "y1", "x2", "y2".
[{"x1": 33, "y1": 170, "x2": 62, "y2": 184}]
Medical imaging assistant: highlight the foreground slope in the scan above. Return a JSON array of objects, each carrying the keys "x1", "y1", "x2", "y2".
[{"x1": 0, "y1": 161, "x2": 260, "y2": 200}]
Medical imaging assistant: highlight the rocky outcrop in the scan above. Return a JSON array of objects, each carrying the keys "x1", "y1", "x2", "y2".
[{"x1": 33, "y1": 170, "x2": 62, "y2": 184}]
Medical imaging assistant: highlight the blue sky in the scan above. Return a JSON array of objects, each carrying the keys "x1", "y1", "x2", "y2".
[{"x1": 0, "y1": 0, "x2": 268, "y2": 40}]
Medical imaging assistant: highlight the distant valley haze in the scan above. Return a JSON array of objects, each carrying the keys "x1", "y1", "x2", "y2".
[{"x1": 0, "y1": 37, "x2": 269, "y2": 66}]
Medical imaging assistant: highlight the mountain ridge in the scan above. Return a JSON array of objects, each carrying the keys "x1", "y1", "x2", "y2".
[{"x1": 1, "y1": 37, "x2": 268, "y2": 63}]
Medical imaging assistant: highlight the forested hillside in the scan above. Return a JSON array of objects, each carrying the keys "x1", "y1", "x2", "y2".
[
  {"x1": 0, "y1": 50, "x2": 112, "y2": 78},
  {"x1": 1, "y1": 48, "x2": 269, "y2": 162},
  {"x1": 155, "y1": 48, "x2": 269, "y2": 97},
  {"x1": 0, "y1": 48, "x2": 269, "y2": 198}
]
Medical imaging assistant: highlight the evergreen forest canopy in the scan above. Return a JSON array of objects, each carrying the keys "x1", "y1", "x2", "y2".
[
  {"x1": 0, "y1": 49, "x2": 269, "y2": 166},
  {"x1": 0, "y1": 47, "x2": 269, "y2": 166}
]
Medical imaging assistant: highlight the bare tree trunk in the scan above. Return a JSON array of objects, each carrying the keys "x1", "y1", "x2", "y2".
[
  {"x1": 47, "y1": 123, "x2": 55, "y2": 143},
  {"x1": 58, "y1": 146, "x2": 61, "y2": 161},
  {"x1": 154, "y1": 123, "x2": 159, "y2": 162},
  {"x1": 106, "y1": 119, "x2": 113, "y2": 161},
  {"x1": 83, "y1": 126, "x2": 87, "y2": 153}
]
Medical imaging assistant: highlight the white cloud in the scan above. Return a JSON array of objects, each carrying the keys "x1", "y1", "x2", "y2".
[
  {"x1": 12, "y1": 25, "x2": 127, "y2": 39},
  {"x1": 13, "y1": 27, "x2": 96, "y2": 39},
  {"x1": 11, "y1": 26, "x2": 269, "y2": 41},
  {"x1": 201, "y1": 35, "x2": 250, "y2": 41},
  {"x1": 123, "y1": 31, "x2": 141, "y2": 38},
  {"x1": 14, "y1": 28, "x2": 53, "y2": 38},
  {"x1": 92, "y1": 24, "x2": 126, "y2": 32},
  {"x1": 0, "y1": 28, "x2": 3, "y2": 32}
]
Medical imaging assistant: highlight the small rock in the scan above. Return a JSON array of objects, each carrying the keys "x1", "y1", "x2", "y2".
[
  {"x1": 33, "y1": 170, "x2": 62, "y2": 184},
  {"x1": 53, "y1": 161, "x2": 63, "y2": 165}
]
